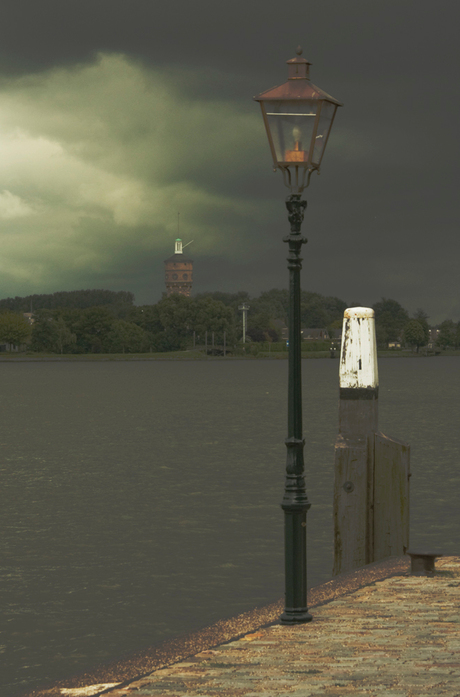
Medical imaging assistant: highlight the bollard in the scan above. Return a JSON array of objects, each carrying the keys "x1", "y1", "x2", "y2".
[
  {"x1": 333, "y1": 308, "x2": 410, "y2": 576},
  {"x1": 338, "y1": 307, "x2": 379, "y2": 434}
]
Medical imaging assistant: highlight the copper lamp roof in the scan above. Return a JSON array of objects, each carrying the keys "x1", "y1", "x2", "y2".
[{"x1": 254, "y1": 47, "x2": 343, "y2": 106}]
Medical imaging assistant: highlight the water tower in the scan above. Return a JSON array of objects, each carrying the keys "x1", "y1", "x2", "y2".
[{"x1": 164, "y1": 239, "x2": 193, "y2": 297}]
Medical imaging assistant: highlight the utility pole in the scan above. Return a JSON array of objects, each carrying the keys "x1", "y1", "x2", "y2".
[{"x1": 238, "y1": 303, "x2": 250, "y2": 343}]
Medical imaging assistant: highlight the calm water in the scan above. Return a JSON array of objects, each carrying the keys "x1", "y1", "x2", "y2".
[{"x1": 1, "y1": 357, "x2": 459, "y2": 695}]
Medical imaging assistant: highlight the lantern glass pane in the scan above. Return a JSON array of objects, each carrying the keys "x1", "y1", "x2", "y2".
[
  {"x1": 265, "y1": 100, "x2": 317, "y2": 164},
  {"x1": 312, "y1": 101, "x2": 336, "y2": 166}
]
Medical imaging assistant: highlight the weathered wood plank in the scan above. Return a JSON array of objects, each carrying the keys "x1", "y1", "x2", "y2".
[
  {"x1": 333, "y1": 435, "x2": 372, "y2": 576},
  {"x1": 373, "y1": 432, "x2": 410, "y2": 560}
]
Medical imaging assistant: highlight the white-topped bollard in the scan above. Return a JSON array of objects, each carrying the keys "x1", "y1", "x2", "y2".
[
  {"x1": 340, "y1": 307, "x2": 378, "y2": 389},
  {"x1": 339, "y1": 307, "x2": 378, "y2": 436},
  {"x1": 333, "y1": 308, "x2": 410, "y2": 576}
]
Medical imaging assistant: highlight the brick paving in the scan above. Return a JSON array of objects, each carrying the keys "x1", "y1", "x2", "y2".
[{"x1": 81, "y1": 556, "x2": 460, "y2": 697}]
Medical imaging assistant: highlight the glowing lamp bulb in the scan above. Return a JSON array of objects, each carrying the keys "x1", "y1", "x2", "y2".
[{"x1": 284, "y1": 125, "x2": 307, "y2": 162}]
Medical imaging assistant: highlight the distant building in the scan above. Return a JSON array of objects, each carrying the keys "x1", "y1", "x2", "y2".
[
  {"x1": 302, "y1": 328, "x2": 329, "y2": 341},
  {"x1": 270, "y1": 323, "x2": 332, "y2": 343},
  {"x1": 164, "y1": 239, "x2": 193, "y2": 297}
]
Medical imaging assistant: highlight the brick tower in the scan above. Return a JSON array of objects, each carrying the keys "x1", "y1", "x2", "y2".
[{"x1": 164, "y1": 239, "x2": 193, "y2": 296}]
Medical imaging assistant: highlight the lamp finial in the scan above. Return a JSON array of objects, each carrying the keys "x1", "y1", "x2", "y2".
[{"x1": 287, "y1": 48, "x2": 311, "y2": 80}]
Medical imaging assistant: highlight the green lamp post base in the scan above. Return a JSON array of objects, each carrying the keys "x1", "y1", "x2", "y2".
[{"x1": 281, "y1": 608, "x2": 313, "y2": 624}]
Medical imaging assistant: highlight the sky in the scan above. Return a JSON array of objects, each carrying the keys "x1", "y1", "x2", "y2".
[{"x1": 0, "y1": 0, "x2": 458, "y2": 323}]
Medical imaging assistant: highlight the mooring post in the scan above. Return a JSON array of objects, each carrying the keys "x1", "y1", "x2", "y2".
[
  {"x1": 333, "y1": 308, "x2": 378, "y2": 575},
  {"x1": 333, "y1": 307, "x2": 410, "y2": 576}
]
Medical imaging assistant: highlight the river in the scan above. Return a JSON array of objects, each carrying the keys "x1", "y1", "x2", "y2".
[{"x1": 1, "y1": 357, "x2": 458, "y2": 695}]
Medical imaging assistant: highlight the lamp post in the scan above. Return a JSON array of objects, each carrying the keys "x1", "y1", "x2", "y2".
[{"x1": 254, "y1": 47, "x2": 342, "y2": 624}]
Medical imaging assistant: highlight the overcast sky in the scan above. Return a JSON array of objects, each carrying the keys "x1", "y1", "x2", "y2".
[{"x1": 0, "y1": 0, "x2": 458, "y2": 322}]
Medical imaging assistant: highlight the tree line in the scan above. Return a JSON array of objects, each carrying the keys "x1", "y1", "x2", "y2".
[
  {"x1": 0, "y1": 291, "x2": 236, "y2": 354},
  {"x1": 372, "y1": 298, "x2": 460, "y2": 351},
  {"x1": 0, "y1": 288, "x2": 458, "y2": 353},
  {"x1": 0, "y1": 289, "x2": 135, "y2": 312}
]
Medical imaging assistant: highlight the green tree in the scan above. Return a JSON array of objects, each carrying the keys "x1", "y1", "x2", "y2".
[
  {"x1": 327, "y1": 318, "x2": 343, "y2": 341},
  {"x1": 54, "y1": 317, "x2": 76, "y2": 354},
  {"x1": 156, "y1": 294, "x2": 195, "y2": 351},
  {"x1": 321, "y1": 295, "x2": 348, "y2": 324},
  {"x1": 31, "y1": 311, "x2": 76, "y2": 353},
  {"x1": 246, "y1": 308, "x2": 274, "y2": 342},
  {"x1": 301, "y1": 299, "x2": 329, "y2": 328},
  {"x1": 0, "y1": 311, "x2": 31, "y2": 349},
  {"x1": 437, "y1": 320, "x2": 456, "y2": 348},
  {"x1": 252, "y1": 289, "x2": 289, "y2": 324},
  {"x1": 194, "y1": 297, "x2": 236, "y2": 345},
  {"x1": 301, "y1": 292, "x2": 347, "y2": 329},
  {"x1": 195, "y1": 290, "x2": 252, "y2": 330},
  {"x1": 373, "y1": 298, "x2": 409, "y2": 342},
  {"x1": 128, "y1": 305, "x2": 165, "y2": 352},
  {"x1": 404, "y1": 319, "x2": 427, "y2": 352},
  {"x1": 72, "y1": 307, "x2": 115, "y2": 353},
  {"x1": 129, "y1": 305, "x2": 163, "y2": 335},
  {"x1": 413, "y1": 308, "x2": 430, "y2": 346},
  {"x1": 31, "y1": 310, "x2": 59, "y2": 352},
  {"x1": 375, "y1": 324, "x2": 389, "y2": 348},
  {"x1": 107, "y1": 320, "x2": 148, "y2": 353}
]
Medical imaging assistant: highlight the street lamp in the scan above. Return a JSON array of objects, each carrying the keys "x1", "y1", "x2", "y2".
[{"x1": 254, "y1": 47, "x2": 342, "y2": 624}]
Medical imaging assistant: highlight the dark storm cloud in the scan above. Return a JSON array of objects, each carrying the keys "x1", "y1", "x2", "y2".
[{"x1": 0, "y1": 0, "x2": 458, "y2": 321}]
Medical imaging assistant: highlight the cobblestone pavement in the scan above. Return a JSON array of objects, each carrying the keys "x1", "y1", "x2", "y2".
[{"x1": 81, "y1": 556, "x2": 459, "y2": 697}]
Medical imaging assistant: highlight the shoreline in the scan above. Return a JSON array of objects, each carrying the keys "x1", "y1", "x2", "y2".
[
  {"x1": 0, "y1": 351, "x2": 458, "y2": 362},
  {"x1": 20, "y1": 556, "x2": 412, "y2": 697}
]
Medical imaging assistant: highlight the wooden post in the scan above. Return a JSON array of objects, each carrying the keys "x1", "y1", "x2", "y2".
[
  {"x1": 333, "y1": 308, "x2": 410, "y2": 576},
  {"x1": 373, "y1": 433, "x2": 410, "y2": 560},
  {"x1": 333, "y1": 308, "x2": 378, "y2": 575}
]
